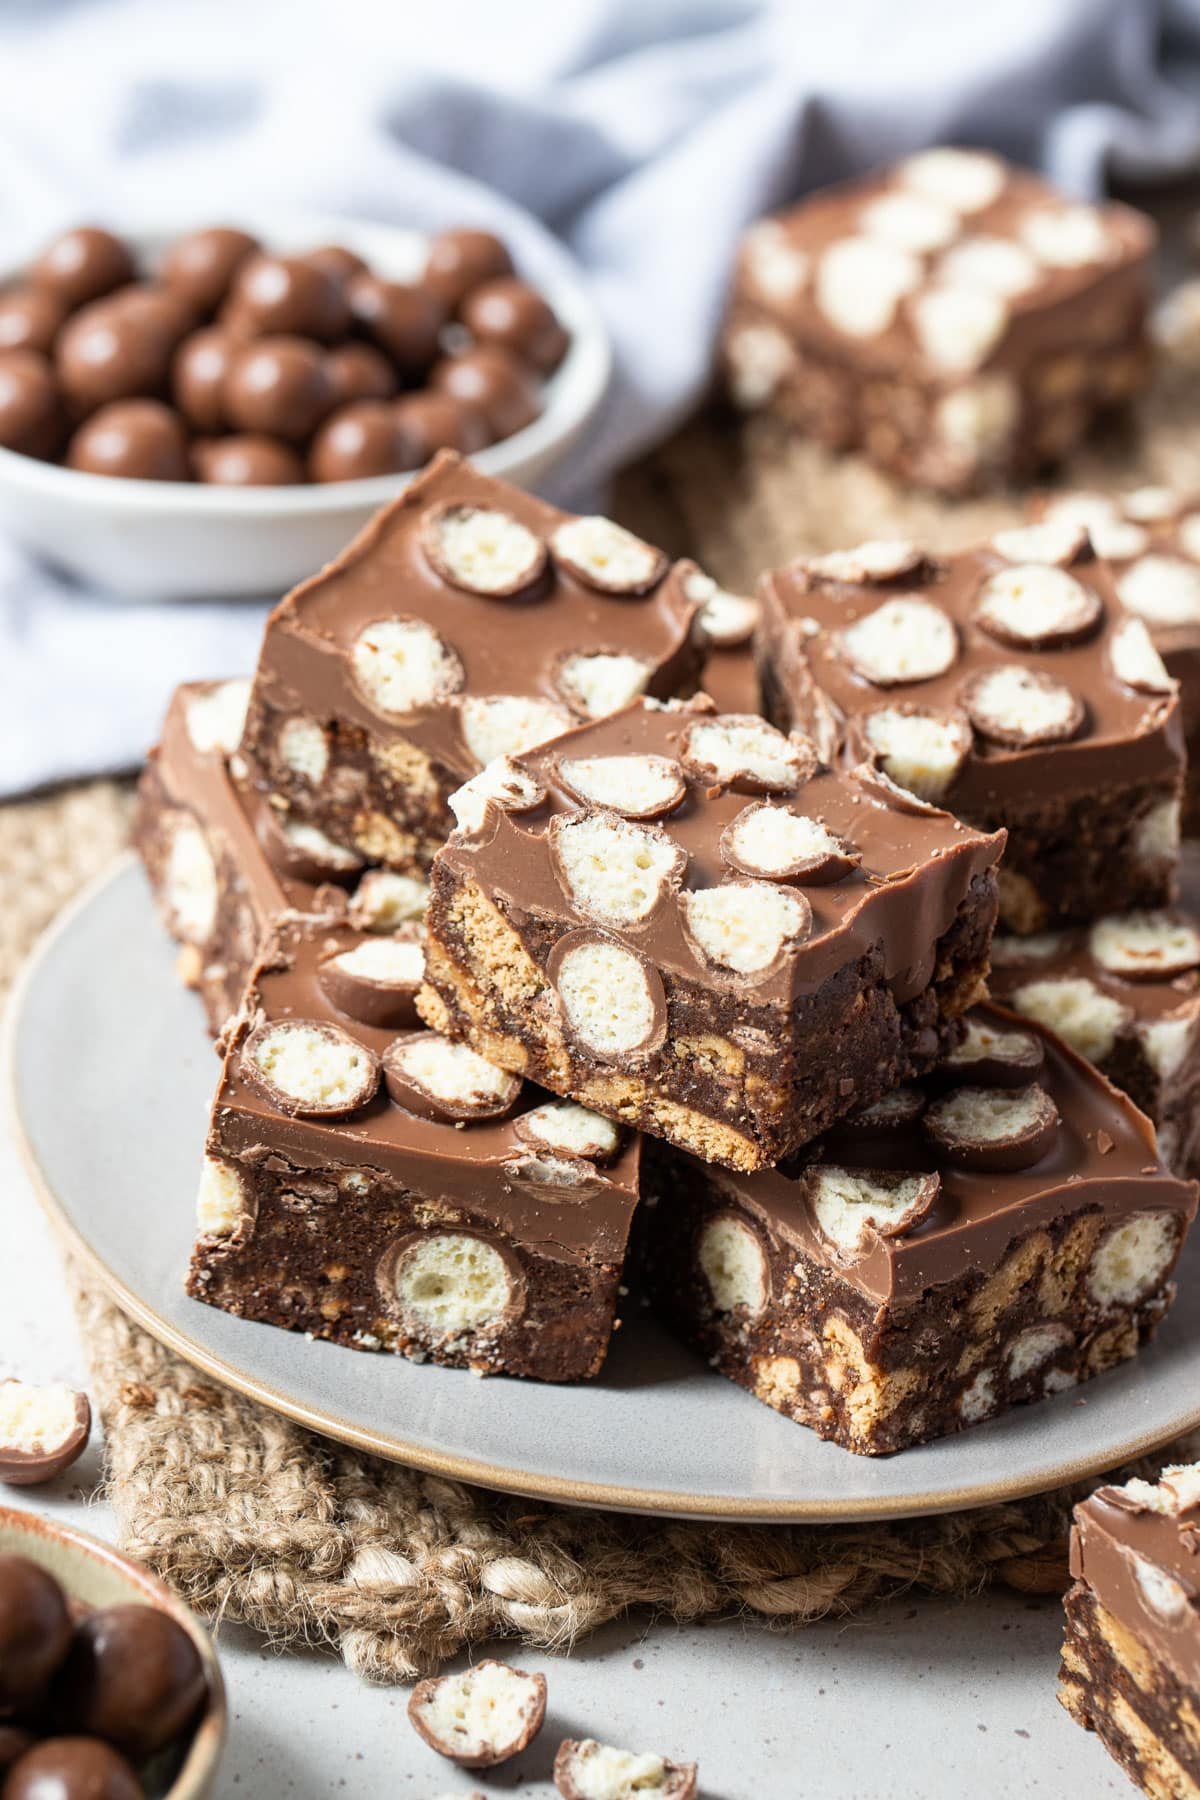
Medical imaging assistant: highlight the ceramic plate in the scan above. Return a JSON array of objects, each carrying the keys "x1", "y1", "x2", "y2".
[{"x1": 10, "y1": 860, "x2": 1200, "y2": 1522}]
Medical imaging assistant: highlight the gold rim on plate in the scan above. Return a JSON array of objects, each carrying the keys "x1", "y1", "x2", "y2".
[{"x1": 8, "y1": 856, "x2": 1200, "y2": 1523}]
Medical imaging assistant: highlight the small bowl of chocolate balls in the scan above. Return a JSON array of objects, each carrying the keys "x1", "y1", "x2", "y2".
[
  {"x1": 0, "y1": 212, "x2": 609, "y2": 599},
  {"x1": 0, "y1": 1505, "x2": 224, "y2": 1799}
]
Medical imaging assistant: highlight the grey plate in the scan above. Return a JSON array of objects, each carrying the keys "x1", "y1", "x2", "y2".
[{"x1": 10, "y1": 858, "x2": 1200, "y2": 1522}]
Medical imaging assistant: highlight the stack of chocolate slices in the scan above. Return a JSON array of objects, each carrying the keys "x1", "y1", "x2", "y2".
[{"x1": 137, "y1": 448, "x2": 1200, "y2": 1454}]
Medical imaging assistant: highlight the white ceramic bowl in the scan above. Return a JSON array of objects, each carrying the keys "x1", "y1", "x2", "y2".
[
  {"x1": 0, "y1": 1502, "x2": 226, "y2": 1797},
  {"x1": 0, "y1": 211, "x2": 611, "y2": 601}
]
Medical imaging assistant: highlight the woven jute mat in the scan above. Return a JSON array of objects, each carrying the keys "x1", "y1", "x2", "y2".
[{"x1": 8, "y1": 368, "x2": 1200, "y2": 1680}]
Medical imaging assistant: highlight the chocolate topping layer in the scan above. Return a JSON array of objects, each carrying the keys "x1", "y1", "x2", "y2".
[
  {"x1": 759, "y1": 539, "x2": 1184, "y2": 811},
  {"x1": 212, "y1": 914, "x2": 640, "y2": 1264},
  {"x1": 437, "y1": 696, "x2": 1004, "y2": 1007},
  {"x1": 670, "y1": 1004, "x2": 1195, "y2": 1304},
  {"x1": 1072, "y1": 1469, "x2": 1200, "y2": 1694},
  {"x1": 246, "y1": 451, "x2": 703, "y2": 785}
]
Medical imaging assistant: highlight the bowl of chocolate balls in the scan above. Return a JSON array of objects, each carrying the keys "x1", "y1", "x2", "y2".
[
  {"x1": 0, "y1": 1506, "x2": 224, "y2": 1798},
  {"x1": 0, "y1": 213, "x2": 608, "y2": 599}
]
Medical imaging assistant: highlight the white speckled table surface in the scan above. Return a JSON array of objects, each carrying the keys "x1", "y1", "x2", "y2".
[{"x1": 1, "y1": 1123, "x2": 1136, "y2": 1799}]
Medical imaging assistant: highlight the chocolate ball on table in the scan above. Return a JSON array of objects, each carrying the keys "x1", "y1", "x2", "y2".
[
  {"x1": 52, "y1": 1604, "x2": 206, "y2": 1764},
  {"x1": 172, "y1": 327, "x2": 235, "y2": 433},
  {"x1": 348, "y1": 276, "x2": 444, "y2": 379},
  {"x1": 0, "y1": 1555, "x2": 72, "y2": 1713},
  {"x1": 304, "y1": 244, "x2": 368, "y2": 288},
  {"x1": 56, "y1": 285, "x2": 191, "y2": 412},
  {"x1": 0, "y1": 350, "x2": 65, "y2": 459},
  {"x1": 0, "y1": 286, "x2": 69, "y2": 356},
  {"x1": 220, "y1": 252, "x2": 350, "y2": 343},
  {"x1": 430, "y1": 344, "x2": 540, "y2": 440},
  {"x1": 67, "y1": 400, "x2": 190, "y2": 481},
  {"x1": 309, "y1": 401, "x2": 415, "y2": 483},
  {"x1": 160, "y1": 226, "x2": 259, "y2": 316},
  {"x1": 460, "y1": 277, "x2": 568, "y2": 374},
  {"x1": 30, "y1": 227, "x2": 135, "y2": 311},
  {"x1": 194, "y1": 434, "x2": 305, "y2": 486},
  {"x1": 424, "y1": 227, "x2": 513, "y2": 311},
  {"x1": 223, "y1": 336, "x2": 333, "y2": 442},
  {"x1": 4, "y1": 1737, "x2": 142, "y2": 1800},
  {"x1": 393, "y1": 389, "x2": 490, "y2": 463},
  {"x1": 325, "y1": 342, "x2": 397, "y2": 409}
]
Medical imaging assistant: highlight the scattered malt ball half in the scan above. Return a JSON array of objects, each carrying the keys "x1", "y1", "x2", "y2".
[
  {"x1": 349, "y1": 869, "x2": 429, "y2": 933},
  {"x1": 963, "y1": 665, "x2": 1085, "y2": 749},
  {"x1": 421, "y1": 503, "x2": 547, "y2": 597},
  {"x1": 257, "y1": 808, "x2": 363, "y2": 881},
  {"x1": 551, "y1": 516, "x2": 667, "y2": 595},
  {"x1": 815, "y1": 235, "x2": 922, "y2": 338},
  {"x1": 860, "y1": 190, "x2": 958, "y2": 254},
  {"x1": 554, "y1": 1737, "x2": 699, "y2": 1800},
  {"x1": 923, "y1": 1083, "x2": 1059, "y2": 1172},
  {"x1": 974, "y1": 563, "x2": 1102, "y2": 649},
  {"x1": 837, "y1": 596, "x2": 958, "y2": 686},
  {"x1": 940, "y1": 1014, "x2": 1044, "y2": 1088},
  {"x1": 684, "y1": 568, "x2": 760, "y2": 645},
  {"x1": 807, "y1": 1166, "x2": 941, "y2": 1262},
  {"x1": 719, "y1": 801, "x2": 859, "y2": 883},
  {"x1": 240, "y1": 1018, "x2": 381, "y2": 1118},
  {"x1": 449, "y1": 756, "x2": 545, "y2": 835},
  {"x1": 513, "y1": 1099, "x2": 622, "y2": 1164},
  {"x1": 860, "y1": 704, "x2": 971, "y2": 801},
  {"x1": 407, "y1": 1660, "x2": 547, "y2": 1768},
  {"x1": 899, "y1": 147, "x2": 1007, "y2": 214},
  {"x1": 351, "y1": 615, "x2": 465, "y2": 718},
  {"x1": 557, "y1": 753, "x2": 686, "y2": 820},
  {"x1": 0, "y1": 1380, "x2": 90, "y2": 1486},
  {"x1": 680, "y1": 714, "x2": 815, "y2": 793},
  {"x1": 1109, "y1": 616, "x2": 1175, "y2": 695},
  {"x1": 318, "y1": 927, "x2": 425, "y2": 1030},
  {"x1": 799, "y1": 539, "x2": 924, "y2": 585},
  {"x1": 556, "y1": 650, "x2": 654, "y2": 719},
  {"x1": 1020, "y1": 204, "x2": 1114, "y2": 269},
  {"x1": 383, "y1": 1031, "x2": 522, "y2": 1122},
  {"x1": 1089, "y1": 911, "x2": 1200, "y2": 980},
  {"x1": 1117, "y1": 555, "x2": 1200, "y2": 627},
  {"x1": 847, "y1": 1083, "x2": 927, "y2": 1134},
  {"x1": 989, "y1": 520, "x2": 1089, "y2": 567},
  {"x1": 184, "y1": 677, "x2": 251, "y2": 755},
  {"x1": 938, "y1": 235, "x2": 1039, "y2": 298},
  {"x1": 460, "y1": 693, "x2": 573, "y2": 766},
  {"x1": 549, "y1": 811, "x2": 686, "y2": 928},
  {"x1": 1010, "y1": 974, "x2": 1130, "y2": 1064},
  {"x1": 683, "y1": 878, "x2": 812, "y2": 977}
]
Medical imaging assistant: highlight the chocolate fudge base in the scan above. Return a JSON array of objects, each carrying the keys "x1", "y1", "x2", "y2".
[
  {"x1": 1060, "y1": 1583, "x2": 1200, "y2": 1799},
  {"x1": 134, "y1": 760, "x2": 263, "y2": 1036},
  {"x1": 188, "y1": 1153, "x2": 624, "y2": 1382},
  {"x1": 419, "y1": 866, "x2": 997, "y2": 1173},
  {"x1": 640, "y1": 1159, "x2": 1180, "y2": 1457},
  {"x1": 760, "y1": 656, "x2": 1180, "y2": 935},
  {"x1": 238, "y1": 699, "x2": 458, "y2": 877},
  {"x1": 720, "y1": 296, "x2": 1150, "y2": 498}
]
